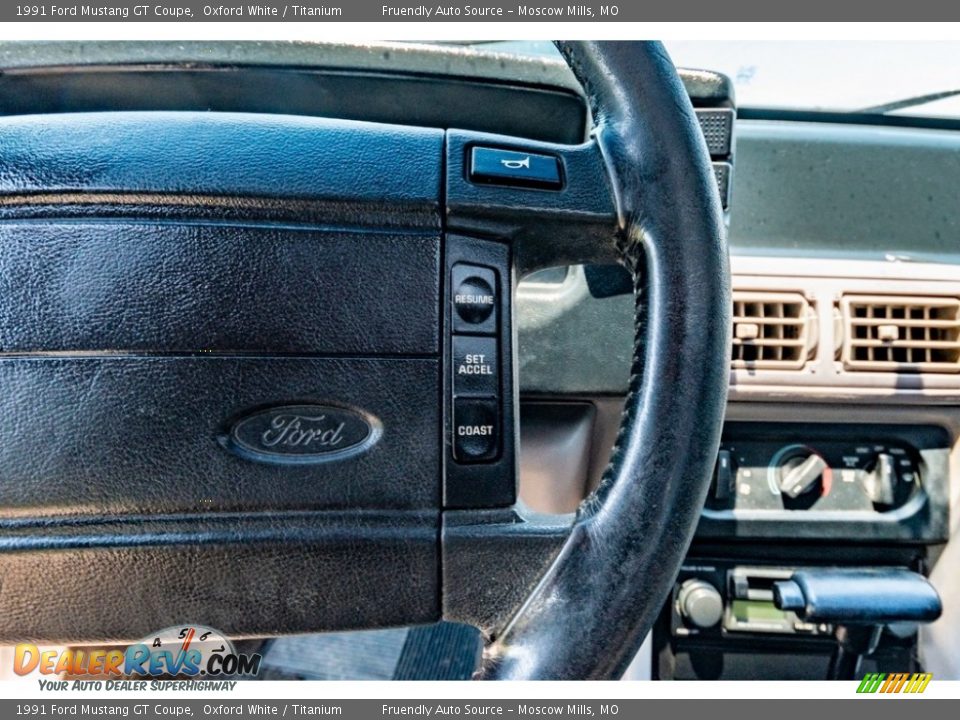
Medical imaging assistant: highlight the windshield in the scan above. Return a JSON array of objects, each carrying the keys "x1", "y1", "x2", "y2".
[{"x1": 469, "y1": 41, "x2": 960, "y2": 120}]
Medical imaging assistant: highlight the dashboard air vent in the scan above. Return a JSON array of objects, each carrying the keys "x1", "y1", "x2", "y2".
[
  {"x1": 731, "y1": 291, "x2": 816, "y2": 370},
  {"x1": 840, "y1": 295, "x2": 960, "y2": 373}
]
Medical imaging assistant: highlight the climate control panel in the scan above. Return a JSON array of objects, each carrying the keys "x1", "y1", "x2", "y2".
[
  {"x1": 711, "y1": 437, "x2": 921, "y2": 512},
  {"x1": 699, "y1": 422, "x2": 949, "y2": 542}
]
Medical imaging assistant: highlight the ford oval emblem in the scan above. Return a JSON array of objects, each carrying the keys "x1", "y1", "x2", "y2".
[{"x1": 223, "y1": 404, "x2": 381, "y2": 465}]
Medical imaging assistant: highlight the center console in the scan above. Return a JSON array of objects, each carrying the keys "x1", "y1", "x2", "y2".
[{"x1": 654, "y1": 421, "x2": 951, "y2": 681}]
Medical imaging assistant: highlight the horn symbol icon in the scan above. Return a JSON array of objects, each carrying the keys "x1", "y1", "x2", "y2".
[{"x1": 501, "y1": 156, "x2": 531, "y2": 170}]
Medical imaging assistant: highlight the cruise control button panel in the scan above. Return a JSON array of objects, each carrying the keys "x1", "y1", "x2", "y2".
[
  {"x1": 449, "y1": 262, "x2": 501, "y2": 466},
  {"x1": 444, "y1": 237, "x2": 516, "y2": 508}
]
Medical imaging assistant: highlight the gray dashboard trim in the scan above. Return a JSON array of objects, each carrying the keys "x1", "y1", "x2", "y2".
[
  {"x1": 519, "y1": 120, "x2": 960, "y2": 400},
  {"x1": 0, "y1": 41, "x2": 728, "y2": 136},
  {"x1": 0, "y1": 41, "x2": 583, "y2": 89},
  {"x1": 519, "y1": 257, "x2": 960, "y2": 400},
  {"x1": 731, "y1": 120, "x2": 960, "y2": 264}
]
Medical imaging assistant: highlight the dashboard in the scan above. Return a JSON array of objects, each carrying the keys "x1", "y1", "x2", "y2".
[{"x1": 0, "y1": 40, "x2": 956, "y2": 681}]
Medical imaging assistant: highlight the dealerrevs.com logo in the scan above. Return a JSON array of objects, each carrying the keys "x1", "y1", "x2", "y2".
[{"x1": 14, "y1": 625, "x2": 261, "y2": 679}]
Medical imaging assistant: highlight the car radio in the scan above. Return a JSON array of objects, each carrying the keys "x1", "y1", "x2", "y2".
[
  {"x1": 671, "y1": 565, "x2": 833, "y2": 638},
  {"x1": 658, "y1": 560, "x2": 925, "y2": 680}
]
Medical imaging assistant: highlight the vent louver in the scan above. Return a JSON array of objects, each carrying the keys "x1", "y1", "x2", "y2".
[
  {"x1": 731, "y1": 292, "x2": 816, "y2": 370},
  {"x1": 840, "y1": 295, "x2": 960, "y2": 373}
]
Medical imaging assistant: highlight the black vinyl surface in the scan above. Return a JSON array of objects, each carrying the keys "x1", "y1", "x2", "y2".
[
  {"x1": 0, "y1": 513, "x2": 440, "y2": 643},
  {"x1": 0, "y1": 223, "x2": 440, "y2": 355},
  {"x1": 0, "y1": 68, "x2": 588, "y2": 145},
  {"x1": 0, "y1": 111, "x2": 447, "y2": 640},
  {"x1": 0, "y1": 356, "x2": 440, "y2": 516}
]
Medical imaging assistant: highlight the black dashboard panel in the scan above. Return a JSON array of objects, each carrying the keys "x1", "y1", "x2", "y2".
[
  {"x1": 0, "y1": 356, "x2": 441, "y2": 516},
  {"x1": 0, "y1": 223, "x2": 440, "y2": 355},
  {"x1": 0, "y1": 111, "x2": 452, "y2": 640},
  {"x1": 0, "y1": 67, "x2": 587, "y2": 145}
]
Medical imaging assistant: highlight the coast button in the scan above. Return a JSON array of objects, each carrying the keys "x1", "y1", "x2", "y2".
[
  {"x1": 453, "y1": 399, "x2": 499, "y2": 463},
  {"x1": 452, "y1": 264, "x2": 497, "y2": 334},
  {"x1": 453, "y1": 336, "x2": 498, "y2": 396}
]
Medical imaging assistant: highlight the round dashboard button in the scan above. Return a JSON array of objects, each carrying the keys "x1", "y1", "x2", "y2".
[
  {"x1": 677, "y1": 579, "x2": 723, "y2": 629},
  {"x1": 454, "y1": 276, "x2": 496, "y2": 324}
]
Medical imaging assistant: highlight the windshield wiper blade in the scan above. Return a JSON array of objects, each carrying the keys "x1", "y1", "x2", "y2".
[{"x1": 860, "y1": 89, "x2": 960, "y2": 114}]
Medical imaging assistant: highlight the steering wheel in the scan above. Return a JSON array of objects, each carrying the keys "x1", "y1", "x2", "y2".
[{"x1": 0, "y1": 41, "x2": 728, "y2": 680}]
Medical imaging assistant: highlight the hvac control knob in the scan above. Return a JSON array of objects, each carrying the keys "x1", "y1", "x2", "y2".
[
  {"x1": 863, "y1": 453, "x2": 896, "y2": 505},
  {"x1": 677, "y1": 579, "x2": 724, "y2": 629},
  {"x1": 778, "y1": 453, "x2": 827, "y2": 498}
]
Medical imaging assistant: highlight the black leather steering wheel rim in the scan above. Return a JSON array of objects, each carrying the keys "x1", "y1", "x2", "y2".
[{"x1": 478, "y1": 41, "x2": 730, "y2": 680}]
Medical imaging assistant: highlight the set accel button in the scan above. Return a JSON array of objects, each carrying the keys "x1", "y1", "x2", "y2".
[{"x1": 453, "y1": 336, "x2": 498, "y2": 396}]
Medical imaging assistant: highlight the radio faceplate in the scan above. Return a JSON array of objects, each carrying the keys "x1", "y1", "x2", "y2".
[
  {"x1": 671, "y1": 564, "x2": 835, "y2": 639},
  {"x1": 659, "y1": 559, "x2": 924, "y2": 680}
]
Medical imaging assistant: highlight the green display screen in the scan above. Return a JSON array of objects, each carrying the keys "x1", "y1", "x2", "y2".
[{"x1": 731, "y1": 599, "x2": 788, "y2": 623}]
